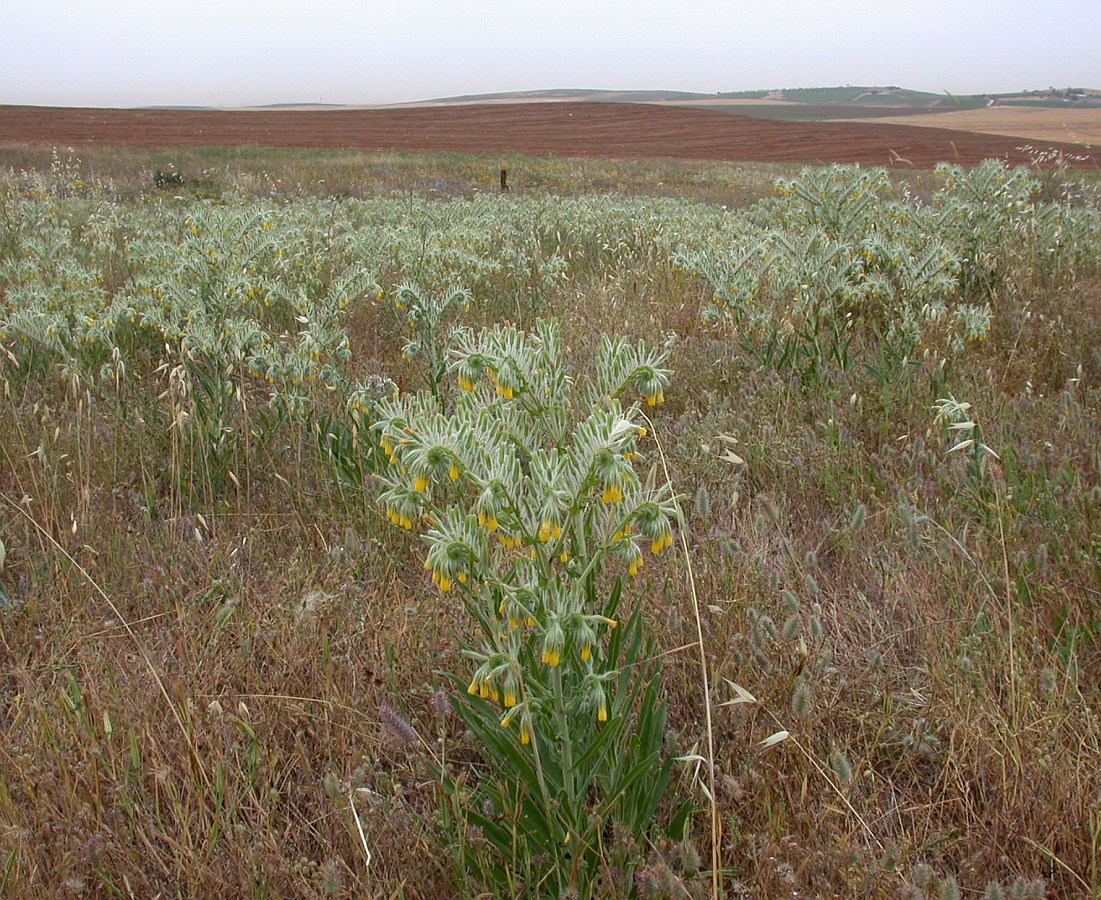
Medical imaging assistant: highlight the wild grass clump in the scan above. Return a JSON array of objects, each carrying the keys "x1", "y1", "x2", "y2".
[{"x1": 0, "y1": 149, "x2": 1099, "y2": 897}]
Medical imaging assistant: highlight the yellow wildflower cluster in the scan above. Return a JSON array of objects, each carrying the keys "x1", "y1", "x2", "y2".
[
  {"x1": 385, "y1": 506, "x2": 415, "y2": 530},
  {"x1": 430, "y1": 566, "x2": 468, "y2": 592},
  {"x1": 649, "y1": 532, "x2": 674, "y2": 554},
  {"x1": 537, "y1": 520, "x2": 562, "y2": 542},
  {"x1": 468, "y1": 674, "x2": 499, "y2": 703}
]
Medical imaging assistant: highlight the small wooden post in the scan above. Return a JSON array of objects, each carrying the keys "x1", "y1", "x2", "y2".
[{"x1": 500, "y1": 169, "x2": 510, "y2": 192}]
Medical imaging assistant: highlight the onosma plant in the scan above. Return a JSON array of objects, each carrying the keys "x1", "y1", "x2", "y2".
[{"x1": 373, "y1": 320, "x2": 683, "y2": 897}]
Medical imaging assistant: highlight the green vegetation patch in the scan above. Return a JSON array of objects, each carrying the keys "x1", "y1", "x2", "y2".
[{"x1": 0, "y1": 149, "x2": 1098, "y2": 897}]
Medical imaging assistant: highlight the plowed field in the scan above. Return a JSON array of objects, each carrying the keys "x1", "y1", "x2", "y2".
[{"x1": 0, "y1": 101, "x2": 1096, "y2": 169}]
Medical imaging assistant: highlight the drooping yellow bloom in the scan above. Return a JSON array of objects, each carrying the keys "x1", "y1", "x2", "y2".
[
  {"x1": 580, "y1": 643, "x2": 591, "y2": 661},
  {"x1": 413, "y1": 474, "x2": 429, "y2": 493},
  {"x1": 602, "y1": 484, "x2": 623, "y2": 504},
  {"x1": 646, "y1": 389, "x2": 665, "y2": 406},
  {"x1": 541, "y1": 646, "x2": 560, "y2": 667},
  {"x1": 650, "y1": 532, "x2": 673, "y2": 554},
  {"x1": 520, "y1": 720, "x2": 530, "y2": 745},
  {"x1": 449, "y1": 461, "x2": 460, "y2": 480},
  {"x1": 598, "y1": 699, "x2": 608, "y2": 722}
]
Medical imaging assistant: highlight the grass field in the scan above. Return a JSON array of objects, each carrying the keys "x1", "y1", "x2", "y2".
[{"x1": 1, "y1": 147, "x2": 1099, "y2": 898}]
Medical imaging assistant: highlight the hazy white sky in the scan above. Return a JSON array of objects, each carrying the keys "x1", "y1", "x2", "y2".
[{"x1": 3, "y1": 0, "x2": 1098, "y2": 108}]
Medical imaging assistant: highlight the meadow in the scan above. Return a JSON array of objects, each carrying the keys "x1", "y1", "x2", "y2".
[{"x1": 1, "y1": 145, "x2": 1099, "y2": 898}]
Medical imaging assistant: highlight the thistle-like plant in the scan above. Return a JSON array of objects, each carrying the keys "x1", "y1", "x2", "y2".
[
  {"x1": 391, "y1": 280, "x2": 471, "y2": 401},
  {"x1": 372, "y1": 319, "x2": 681, "y2": 897},
  {"x1": 673, "y1": 162, "x2": 1100, "y2": 387}
]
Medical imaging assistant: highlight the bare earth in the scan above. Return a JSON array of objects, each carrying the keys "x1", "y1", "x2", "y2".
[
  {"x1": 0, "y1": 102, "x2": 1096, "y2": 169},
  {"x1": 843, "y1": 107, "x2": 1101, "y2": 147}
]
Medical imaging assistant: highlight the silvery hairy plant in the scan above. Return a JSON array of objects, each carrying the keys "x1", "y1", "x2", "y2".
[{"x1": 372, "y1": 319, "x2": 685, "y2": 897}]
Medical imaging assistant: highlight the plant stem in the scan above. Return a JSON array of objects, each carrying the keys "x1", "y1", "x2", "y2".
[{"x1": 549, "y1": 663, "x2": 580, "y2": 885}]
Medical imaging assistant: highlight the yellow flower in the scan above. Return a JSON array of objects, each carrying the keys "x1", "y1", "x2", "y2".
[
  {"x1": 541, "y1": 646, "x2": 560, "y2": 667},
  {"x1": 602, "y1": 483, "x2": 623, "y2": 504},
  {"x1": 650, "y1": 533, "x2": 673, "y2": 554},
  {"x1": 598, "y1": 699, "x2": 608, "y2": 722},
  {"x1": 448, "y1": 461, "x2": 460, "y2": 480},
  {"x1": 413, "y1": 474, "x2": 429, "y2": 493}
]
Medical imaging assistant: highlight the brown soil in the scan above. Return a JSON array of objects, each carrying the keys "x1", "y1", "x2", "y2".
[{"x1": 0, "y1": 101, "x2": 1096, "y2": 169}]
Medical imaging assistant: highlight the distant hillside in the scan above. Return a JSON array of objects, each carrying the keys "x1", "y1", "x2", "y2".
[
  {"x1": 415, "y1": 86, "x2": 1101, "y2": 122},
  {"x1": 418, "y1": 88, "x2": 709, "y2": 104}
]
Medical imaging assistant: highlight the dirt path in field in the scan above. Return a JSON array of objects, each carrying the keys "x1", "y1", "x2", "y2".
[{"x1": 0, "y1": 102, "x2": 1096, "y2": 169}]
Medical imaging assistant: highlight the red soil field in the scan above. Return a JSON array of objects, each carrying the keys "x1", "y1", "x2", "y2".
[{"x1": 0, "y1": 101, "x2": 1096, "y2": 169}]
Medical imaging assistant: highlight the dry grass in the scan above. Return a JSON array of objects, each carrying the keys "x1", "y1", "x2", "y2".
[{"x1": 1, "y1": 150, "x2": 1100, "y2": 898}]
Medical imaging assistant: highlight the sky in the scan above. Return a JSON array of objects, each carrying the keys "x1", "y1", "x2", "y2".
[{"x1": 2, "y1": 0, "x2": 1098, "y2": 108}]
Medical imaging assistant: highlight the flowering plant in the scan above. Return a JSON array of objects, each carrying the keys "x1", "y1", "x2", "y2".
[{"x1": 373, "y1": 319, "x2": 681, "y2": 896}]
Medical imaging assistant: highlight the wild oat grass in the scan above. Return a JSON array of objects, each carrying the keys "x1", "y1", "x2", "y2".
[{"x1": 0, "y1": 149, "x2": 1099, "y2": 897}]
